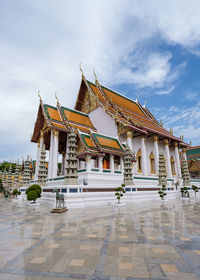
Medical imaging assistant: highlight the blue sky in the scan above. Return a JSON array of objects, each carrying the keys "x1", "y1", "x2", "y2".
[{"x1": 1, "y1": 0, "x2": 200, "y2": 162}]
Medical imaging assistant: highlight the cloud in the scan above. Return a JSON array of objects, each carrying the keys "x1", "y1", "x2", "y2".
[
  {"x1": 156, "y1": 86, "x2": 175, "y2": 95},
  {"x1": 1, "y1": 0, "x2": 200, "y2": 161},
  {"x1": 152, "y1": 102, "x2": 200, "y2": 145}
]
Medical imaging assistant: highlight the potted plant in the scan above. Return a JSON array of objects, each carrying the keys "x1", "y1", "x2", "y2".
[
  {"x1": 158, "y1": 184, "x2": 167, "y2": 200},
  {"x1": 114, "y1": 183, "x2": 126, "y2": 204},
  {"x1": 191, "y1": 185, "x2": 199, "y2": 198},
  {"x1": 26, "y1": 184, "x2": 42, "y2": 203}
]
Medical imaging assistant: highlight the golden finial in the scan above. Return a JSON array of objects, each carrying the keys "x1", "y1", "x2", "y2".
[
  {"x1": 190, "y1": 140, "x2": 192, "y2": 146},
  {"x1": 144, "y1": 100, "x2": 147, "y2": 107},
  {"x1": 38, "y1": 90, "x2": 42, "y2": 103},
  {"x1": 160, "y1": 120, "x2": 163, "y2": 127},
  {"x1": 93, "y1": 67, "x2": 97, "y2": 81},
  {"x1": 55, "y1": 92, "x2": 59, "y2": 105},
  {"x1": 79, "y1": 63, "x2": 84, "y2": 77}
]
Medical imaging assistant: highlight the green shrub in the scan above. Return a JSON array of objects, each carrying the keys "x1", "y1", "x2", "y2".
[
  {"x1": 26, "y1": 184, "x2": 42, "y2": 202},
  {"x1": 12, "y1": 189, "x2": 18, "y2": 196},
  {"x1": 114, "y1": 183, "x2": 126, "y2": 204},
  {"x1": 18, "y1": 191, "x2": 21, "y2": 195},
  {"x1": 27, "y1": 190, "x2": 38, "y2": 203},
  {"x1": 158, "y1": 185, "x2": 167, "y2": 200}
]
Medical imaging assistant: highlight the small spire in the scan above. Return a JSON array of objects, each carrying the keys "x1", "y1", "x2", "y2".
[
  {"x1": 93, "y1": 67, "x2": 97, "y2": 81},
  {"x1": 79, "y1": 63, "x2": 84, "y2": 77},
  {"x1": 55, "y1": 92, "x2": 59, "y2": 105},
  {"x1": 38, "y1": 90, "x2": 42, "y2": 103},
  {"x1": 135, "y1": 95, "x2": 139, "y2": 103}
]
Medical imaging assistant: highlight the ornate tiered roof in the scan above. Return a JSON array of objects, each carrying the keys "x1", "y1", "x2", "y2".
[
  {"x1": 78, "y1": 131, "x2": 125, "y2": 155},
  {"x1": 75, "y1": 78, "x2": 188, "y2": 146}
]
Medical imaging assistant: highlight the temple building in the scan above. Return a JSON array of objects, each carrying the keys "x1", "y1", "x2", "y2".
[
  {"x1": 30, "y1": 71, "x2": 189, "y2": 192},
  {"x1": 186, "y1": 146, "x2": 200, "y2": 179}
]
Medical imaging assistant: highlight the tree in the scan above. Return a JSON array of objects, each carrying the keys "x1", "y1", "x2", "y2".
[
  {"x1": 158, "y1": 184, "x2": 167, "y2": 200},
  {"x1": 191, "y1": 185, "x2": 199, "y2": 198},
  {"x1": 114, "y1": 183, "x2": 126, "y2": 204},
  {"x1": 180, "y1": 187, "x2": 189, "y2": 198},
  {"x1": 27, "y1": 190, "x2": 38, "y2": 203},
  {"x1": 12, "y1": 189, "x2": 18, "y2": 197},
  {"x1": 0, "y1": 179, "x2": 5, "y2": 193},
  {"x1": 26, "y1": 184, "x2": 42, "y2": 203}
]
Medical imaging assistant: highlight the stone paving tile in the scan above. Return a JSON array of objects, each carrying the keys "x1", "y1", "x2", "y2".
[{"x1": 1, "y1": 196, "x2": 200, "y2": 279}]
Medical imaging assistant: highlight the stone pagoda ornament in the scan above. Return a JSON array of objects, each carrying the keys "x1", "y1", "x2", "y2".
[
  {"x1": 158, "y1": 154, "x2": 167, "y2": 186},
  {"x1": 65, "y1": 128, "x2": 79, "y2": 185},
  {"x1": 123, "y1": 147, "x2": 134, "y2": 186},
  {"x1": 181, "y1": 159, "x2": 190, "y2": 186},
  {"x1": 23, "y1": 156, "x2": 31, "y2": 186},
  {"x1": 7, "y1": 165, "x2": 12, "y2": 191},
  {"x1": 37, "y1": 145, "x2": 47, "y2": 185},
  {"x1": 14, "y1": 160, "x2": 21, "y2": 189}
]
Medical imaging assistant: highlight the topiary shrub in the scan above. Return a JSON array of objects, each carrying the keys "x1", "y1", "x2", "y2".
[
  {"x1": 12, "y1": 189, "x2": 18, "y2": 196},
  {"x1": 191, "y1": 185, "x2": 198, "y2": 197},
  {"x1": 158, "y1": 184, "x2": 167, "y2": 200},
  {"x1": 180, "y1": 186, "x2": 189, "y2": 198},
  {"x1": 27, "y1": 190, "x2": 38, "y2": 203},
  {"x1": 114, "y1": 183, "x2": 126, "y2": 204},
  {"x1": 18, "y1": 191, "x2": 21, "y2": 195},
  {"x1": 26, "y1": 184, "x2": 42, "y2": 203}
]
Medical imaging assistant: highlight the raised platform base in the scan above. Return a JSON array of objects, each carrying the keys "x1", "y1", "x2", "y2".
[{"x1": 51, "y1": 207, "x2": 68, "y2": 213}]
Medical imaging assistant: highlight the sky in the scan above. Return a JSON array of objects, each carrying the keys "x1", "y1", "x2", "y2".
[{"x1": 1, "y1": 0, "x2": 200, "y2": 162}]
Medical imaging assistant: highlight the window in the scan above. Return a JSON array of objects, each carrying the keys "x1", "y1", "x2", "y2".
[
  {"x1": 149, "y1": 152, "x2": 155, "y2": 174},
  {"x1": 114, "y1": 155, "x2": 120, "y2": 170},
  {"x1": 137, "y1": 149, "x2": 142, "y2": 173},
  {"x1": 171, "y1": 156, "x2": 176, "y2": 175}
]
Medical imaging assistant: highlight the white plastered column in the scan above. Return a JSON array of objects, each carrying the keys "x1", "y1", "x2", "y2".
[
  {"x1": 34, "y1": 141, "x2": 40, "y2": 180},
  {"x1": 164, "y1": 139, "x2": 172, "y2": 178},
  {"x1": 153, "y1": 135, "x2": 159, "y2": 175},
  {"x1": 141, "y1": 136, "x2": 148, "y2": 176},
  {"x1": 86, "y1": 155, "x2": 91, "y2": 172},
  {"x1": 35, "y1": 131, "x2": 44, "y2": 180},
  {"x1": 174, "y1": 142, "x2": 181, "y2": 178},
  {"x1": 98, "y1": 155, "x2": 103, "y2": 172},
  {"x1": 51, "y1": 130, "x2": 59, "y2": 178},
  {"x1": 48, "y1": 130, "x2": 54, "y2": 179},
  {"x1": 110, "y1": 154, "x2": 114, "y2": 173},
  {"x1": 126, "y1": 131, "x2": 132, "y2": 150},
  {"x1": 120, "y1": 156, "x2": 124, "y2": 171}
]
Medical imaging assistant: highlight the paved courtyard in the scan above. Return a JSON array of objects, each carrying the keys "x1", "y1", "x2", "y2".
[{"x1": 0, "y1": 196, "x2": 200, "y2": 280}]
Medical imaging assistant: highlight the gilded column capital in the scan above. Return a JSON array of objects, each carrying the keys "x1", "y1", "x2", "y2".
[
  {"x1": 127, "y1": 131, "x2": 132, "y2": 138},
  {"x1": 164, "y1": 139, "x2": 169, "y2": 146},
  {"x1": 174, "y1": 142, "x2": 178, "y2": 148},
  {"x1": 182, "y1": 147, "x2": 186, "y2": 153},
  {"x1": 40, "y1": 130, "x2": 44, "y2": 138},
  {"x1": 53, "y1": 130, "x2": 59, "y2": 137},
  {"x1": 153, "y1": 135, "x2": 158, "y2": 142}
]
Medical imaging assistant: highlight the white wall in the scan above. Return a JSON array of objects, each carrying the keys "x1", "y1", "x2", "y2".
[{"x1": 89, "y1": 107, "x2": 118, "y2": 137}]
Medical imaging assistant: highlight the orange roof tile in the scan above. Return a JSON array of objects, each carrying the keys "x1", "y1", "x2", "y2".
[{"x1": 47, "y1": 107, "x2": 62, "y2": 122}]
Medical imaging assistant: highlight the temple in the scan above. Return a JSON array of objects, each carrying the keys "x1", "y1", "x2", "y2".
[{"x1": 30, "y1": 70, "x2": 190, "y2": 192}]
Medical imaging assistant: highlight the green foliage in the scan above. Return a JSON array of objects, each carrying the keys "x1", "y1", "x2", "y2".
[
  {"x1": 0, "y1": 179, "x2": 5, "y2": 193},
  {"x1": 0, "y1": 162, "x2": 17, "y2": 172},
  {"x1": 180, "y1": 187, "x2": 189, "y2": 198},
  {"x1": 192, "y1": 185, "x2": 199, "y2": 197},
  {"x1": 18, "y1": 191, "x2": 21, "y2": 195},
  {"x1": 27, "y1": 190, "x2": 38, "y2": 202},
  {"x1": 26, "y1": 184, "x2": 42, "y2": 202},
  {"x1": 158, "y1": 184, "x2": 167, "y2": 200},
  {"x1": 12, "y1": 189, "x2": 18, "y2": 196},
  {"x1": 114, "y1": 184, "x2": 126, "y2": 204}
]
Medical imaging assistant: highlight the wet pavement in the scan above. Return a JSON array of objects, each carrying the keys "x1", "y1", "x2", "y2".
[{"x1": 0, "y1": 195, "x2": 200, "y2": 280}]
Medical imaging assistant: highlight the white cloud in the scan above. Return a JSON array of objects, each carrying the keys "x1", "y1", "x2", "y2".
[
  {"x1": 156, "y1": 86, "x2": 175, "y2": 95},
  {"x1": 1, "y1": 0, "x2": 200, "y2": 161}
]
